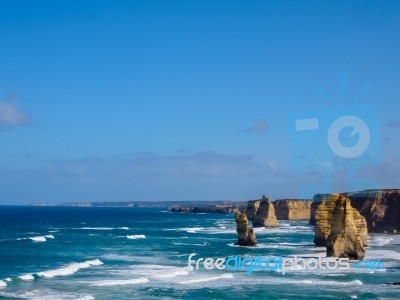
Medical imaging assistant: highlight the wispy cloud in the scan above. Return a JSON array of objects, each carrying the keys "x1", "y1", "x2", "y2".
[
  {"x1": 246, "y1": 120, "x2": 268, "y2": 133},
  {"x1": 0, "y1": 99, "x2": 31, "y2": 126},
  {"x1": 386, "y1": 121, "x2": 400, "y2": 128}
]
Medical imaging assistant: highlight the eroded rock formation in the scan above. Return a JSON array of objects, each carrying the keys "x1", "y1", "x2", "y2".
[
  {"x1": 326, "y1": 195, "x2": 365, "y2": 259},
  {"x1": 309, "y1": 194, "x2": 331, "y2": 225},
  {"x1": 274, "y1": 199, "x2": 312, "y2": 220},
  {"x1": 244, "y1": 200, "x2": 260, "y2": 221},
  {"x1": 235, "y1": 212, "x2": 257, "y2": 246},
  {"x1": 345, "y1": 189, "x2": 400, "y2": 234},
  {"x1": 252, "y1": 195, "x2": 279, "y2": 227},
  {"x1": 314, "y1": 194, "x2": 367, "y2": 249}
]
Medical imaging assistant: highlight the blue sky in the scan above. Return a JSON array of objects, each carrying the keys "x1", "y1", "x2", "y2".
[{"x1": 0, "y1": 1, "x2": 399, "y2": 204}]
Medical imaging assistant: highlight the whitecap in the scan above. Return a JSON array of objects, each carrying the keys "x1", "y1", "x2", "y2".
[
  {"x1": 18, "y1": 274, "x2": 34, "y2": 281},
  {"x1": 44, "y1": 235, "x2": 55, "y2": 239},
  {"x1": 0, "y1": 280, "x2": 6, "y2": 288},
  {"x1": 91, "y1": 277, "x2": 149, "y2": 286},
  {"x1": 300, "y1": 279, "x2": 362, "y2": 286},
  {"x1": 76, "y1": 296, "x2": 95, "y2": 300},
  {"x1": 37, "y1": 259, "x2": 103, "y2": 278},
  {"x1": 29, "y1": 236, "x2": 47, "y2": 242},
  {"x1": 178, "y1": 274, "x2": 234, "y2": 284},
  {"x1": 126, "y1": 235, "x2": 146, "y2": 239},
  {"x1": 368, "y1": 236, "x2": 393, "y2": 247},
  {"x1": 118, "y1": 227, "x2": 129, "y2": 230},
  {"x1": 77, "y1": 227, "x2": 115, "y2": 230},
  {"x1": 4, "y1": 278, "x2": 11, "y2": 282}
]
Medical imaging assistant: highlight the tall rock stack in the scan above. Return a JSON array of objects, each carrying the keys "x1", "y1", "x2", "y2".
[
  {"x1": 235, "y1": 212, "x2": 257, "y2": 246},
  {"x1": 313, "y1": 196, "x2": 334, "y2": 246},
  {"x1": 326, "y1": 195, "x2": 366, "y2": 259},
  {"x1": 314, "y1": 194, "x2": 368, "y2": 247},
  {"x1": 253, "y1": 195, "x2": 279, "y2": 228}
]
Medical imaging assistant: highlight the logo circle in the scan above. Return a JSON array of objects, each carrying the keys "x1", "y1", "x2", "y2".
[{"x1": 327, "y1": 115, "x2": 370, "y2": 158}]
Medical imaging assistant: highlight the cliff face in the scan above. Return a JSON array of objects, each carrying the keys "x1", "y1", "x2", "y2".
[
  {"x1": 274, "y1": 199, "x2": 312, "y2": 220},
  {"x1": 326, "y1": 195, "x2": 365, "y2": 259},
  {"x1": 244, "y1": 200, "x2": 260, "y2": 221},
  {"x1": 235, "y1": 212, "x2": 257, "y2": 246},
  {"x1": 345, "y1": 189, "x2": 400, "y2": 233},
  {"x1": 314, "y1": 194, "x2": 368, "y2": 248},
  {"x1": 253, "y1": 195, "x2": 279, "y2": 227}
]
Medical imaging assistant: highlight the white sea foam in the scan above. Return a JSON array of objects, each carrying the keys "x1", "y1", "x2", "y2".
[
  {"x1": 77, "y1": 227, "x2": 115, "y2": 230},
  {"x1": 0, "y1": 280, "x2": 6, "y2": 288},
  {"x1": 18, "y1": 274, "x2": 34, "y2": 281},
  {"x1": 44, "y1": 235, "x2": 55, "y2": 239},
  {"x1": 178, "y1": 274, "x2": 234, "y2": 284},
  {"x1": 76, "y1": 296, "x2": 95, "y2": 300},
  {"x1": 300, "y1": 279, "x2": 363, "y2": 286},
  {"x1": 37, "y1": 259, "x2": 103, "y2": 278},
  {"x1": 48, "y1": 230, "x2": 59, "y2": 233},
  {"x1": 126, "y1": 235, "x2": 146, "y2": 239},
  {"x1": 29, "y1": 236, "x2": 47, "y2": 242},
  {"x1": 92, "y1": 277, "x2": 149, "y2": 286},
  {"x1": 365, "y1": 249, "x2": 400, "y2": 261},
  {"x1": 119, "y1": 227, "x2": 129, "y2": 230},
  {"x1": 368, "y1": 236, "x2": 393, "y2": 247},
  {"x1": 4, "y1": 278, "x2": 12, "y2": 282}
]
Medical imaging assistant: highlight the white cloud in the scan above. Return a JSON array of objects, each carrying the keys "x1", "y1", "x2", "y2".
[{"x1": 0, "y1": 100, "x2": 31, "y2": 126}]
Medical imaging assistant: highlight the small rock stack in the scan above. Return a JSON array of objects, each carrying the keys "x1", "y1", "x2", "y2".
[
  {"x1": 235, "y1": 212, "x2": 257, "y2": 246},
  {"x1": 246, "y1": 195, "x2": 279, "y2": 228}
]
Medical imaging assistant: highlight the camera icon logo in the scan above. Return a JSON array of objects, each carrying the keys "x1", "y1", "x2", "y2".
[
  {"x1": 295, "y1": 114, "x2": 371, "y2": 159},
  {"x1": 287, "y1": 77, "x2": 381, "y2": 196}
]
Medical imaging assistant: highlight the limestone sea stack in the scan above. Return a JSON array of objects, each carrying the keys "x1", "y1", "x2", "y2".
[
  {"x1": 252, "y1": 195, "x2": 279, "y2": 227},
  {"x1": 274, "y1": 199, "x2": 312, "y2": 220},
  {"x1": 309, "y1": 194, "x2": 331, "y2": 225},
  {"x1": 235, "y1": 212, "x2": 257, "y2": 246},
  {"x1": 314, "y1": 194, "x2": 368, "y2": 247},
  {"x1": 244, "y1": 200, "x2": 260, "y2": 221},
  {"x1": 326, "y1": 194, "x2": 365, "y2": 259}
]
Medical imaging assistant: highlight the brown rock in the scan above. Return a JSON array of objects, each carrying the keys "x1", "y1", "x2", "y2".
[
  {"x1": 274, "y1": 199, "x2": 312, "y2": 220},
  {"x1": 345, "y1": 189, "x2": 400, "y2": 233},
  {"x1": 309, "y1": 194, "x2": 331, "y2": 225},
  {"x1": 314, "y1": 194, "x2": 368, "y2": 247},
  {"x1": 235, "y1": 212, "x2": 257, "y2": 246},
  {"x1": 326, "y1": 194, "x2": 365, "y2": 259},
  {"x1": 253, "y1": 195, "x2": 279, "y2": 227},
  {"x1": 244, "y1": 200, "x2": 260, "y2": 221}
]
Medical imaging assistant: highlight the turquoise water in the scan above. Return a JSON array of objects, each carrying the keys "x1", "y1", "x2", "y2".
[{"x1": 0, "y1": 206, "x2": 399, "y2": 300}]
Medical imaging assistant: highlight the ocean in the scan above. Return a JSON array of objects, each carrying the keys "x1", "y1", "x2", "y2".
[{"x1": 0, "y1": 206, "x2": 399, "y2": 300}]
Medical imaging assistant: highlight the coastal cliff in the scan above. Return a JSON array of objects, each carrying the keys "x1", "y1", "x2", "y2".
[
  {"x1": 344, "y1": 189, "x2": 400, "y2": 234},
  {"x1": 311, "y1": 189, "x2": 400, "y2": 234},
  {"x1": 274, "y1": 199, "x2": 312, "y2": 220}
]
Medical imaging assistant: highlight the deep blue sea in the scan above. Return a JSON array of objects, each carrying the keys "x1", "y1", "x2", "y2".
[{"x1": 0, "y1": 206, "x2": 399, "y2": 300}]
